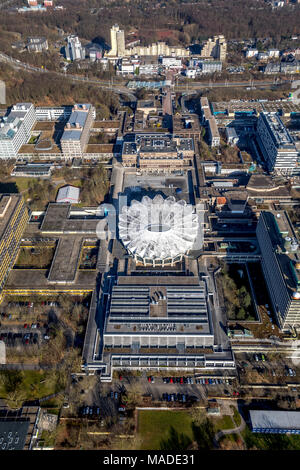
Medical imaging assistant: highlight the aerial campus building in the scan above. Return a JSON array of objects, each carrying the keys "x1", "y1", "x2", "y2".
[
  {"x1": 60, "y1": 104, "x2": 95, "y2": 158},
  {"x1": 84, "y1": 270, "x2": 235, "y2": 380},
  {"x1": 119, "y1": 195, "x2": 199, "y2": 267},
  {"x1": 256, "y1": 112, "x2": 299, "y2": 174},
  {"x1": 82, "y1": 174, "x2": 235, "y2": 379},
  {"x1": 0, "y1": 194, "x2": 29, "y2": 297},
  {"x1": 122, "y1": 135, "x2": 195, "y2": 171},
  {"x1": 250, "y1": 410, "x2": 300, "y2": 434},
  {"x1": 0, "y1": 103, "x2": 36, "y2": 158},
  {"x1": 257, "y1": 210, "x2": 300, "y2": 330}
]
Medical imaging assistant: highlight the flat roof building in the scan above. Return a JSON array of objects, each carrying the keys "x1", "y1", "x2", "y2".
[
  {"x1": 257, "y1": 210, "x2": 300, "y2": 330},
  {"x1": 0, "y1": 103, "x2": 36, "y2": 158},
  {"x1": 0, "y1": 194, "x2": 29, "y2": 295},
  {"x1": 122, "y1": 134, "x2": 194, "y2": 172},
  {"x1": 61, "y1": 104, "x2": 95, "y2": 158},
  {"x1": 257, "y1": 112, "x2": 298, "y2": 174},
  {"x1": 0, "y1": 405, "x2": 40, "y2": 450},
  {"x1": 250, "y1": 410, "x2": 300, "y2": 434}
]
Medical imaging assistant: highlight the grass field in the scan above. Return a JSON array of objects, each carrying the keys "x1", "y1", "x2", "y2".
[
  {"x1": 137, "y1": 410, "x2": 194, "y2": 450},
  {"x1": 0, "y1": 370, "x2": 61, "y2": 407},
  {"x1": 211, "y1": 414, "x2": 235, "y2": 432},
  {"x1": 242, "y1": 425, "x2": 300, "y2": 450}
]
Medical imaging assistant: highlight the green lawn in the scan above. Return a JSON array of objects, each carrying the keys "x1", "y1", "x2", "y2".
[
  {"x1": 0, "y1": 370, "x2": 61, "y2": 406},
  {"x1": 230, "y1": 406, "x2": 242, "y2": 427},
  {"x1": 137, "y1": 410, "x2": 194, "y2": 450},
  {"x1": 211, "y1": 415, "x2": 234, "y2": 432},
  {"x1": 242, "y1": 425, "x2": 300, "y2": 450}
]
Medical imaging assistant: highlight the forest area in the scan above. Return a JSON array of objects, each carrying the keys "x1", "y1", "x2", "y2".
[
  {"x1": 0, "y1": 62, "x2": 120, "y2": 116},
  {"x1": 0, "y1": 0, "x2": 299, "y2": 48}
]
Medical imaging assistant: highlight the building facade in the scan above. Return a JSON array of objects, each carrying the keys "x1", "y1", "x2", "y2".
[
  {"x1": 257, "y1": 211, "x2": 300, "y2": 330},
  {"x1": 257, "y1": 112, "x2": 298, "y2": 174},
  {"x1": 65, "y1": 35, "x2": 85, "y2": 61},
  {"x1": 200, "y1": 36, "x2": 227, "y2": 61},
  {"x1": 0, "y1": 103, "x2": 36, "y2": 158},
  {"x1": 60, "y1": 104, "x2": 95, "y2": 158},
  {"x1": 0, "y1": 195, "x2": 29, "y2": 295}
]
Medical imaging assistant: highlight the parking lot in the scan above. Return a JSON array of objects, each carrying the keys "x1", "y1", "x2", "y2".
[{"x1": 235, "y1": 351, "x2": 300, "y2": 385}]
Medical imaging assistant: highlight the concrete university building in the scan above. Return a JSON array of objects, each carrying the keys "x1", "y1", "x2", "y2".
[
  {"x1": 257, "y1": 210, "x2": 300, "y2": 330},
  {"x1": 0, "y1": 103, "x2": 36, "y2": 158},
  {"x1": 256, "y1": 112, "x2": 299, "y2": 174},
  {"x1": 98, "y1": 276, "x2": 234, "y2": 380},
  {"x1": 60, "y1": 103, "x2": 95, "y2": 158},
  {"x1": 0, "y1": 194, "x2": 29, "y2": 297}
]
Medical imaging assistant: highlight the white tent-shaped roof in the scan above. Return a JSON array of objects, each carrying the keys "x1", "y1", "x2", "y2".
[{"x1": 56, "y1": 185, "x2": 80, "y2": 204}]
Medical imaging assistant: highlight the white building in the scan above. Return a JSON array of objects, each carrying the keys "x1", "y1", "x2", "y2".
[
  {"x1": 0, "y1": 103, "x2": 36, "y2": 159},
  {"x1": 245, "y1": 48, "x2": 258, "y2": 58},
  {"x1": 56, "y1": 185, "x2": 80, "y2": 204},
  {"x1": 60, "y1": 104, "x2": 95, "y2": 158},
  {"x1": 139, "y1": 64, "x2": 159, "y2": 76},
  {"x1": 186, "y1": 69, "x2": 197, "y2": 79},
  {"x1": 268, "y1": 49, "x2": 280, "y2": 58},
  {"x1": 257, "y1": 112, "x2": 298, "y2": 174},
  {"x1": 65, "y1": 35, "x2": 85, "y2": 61},
  {"x1": 162, "y1": 57, "x2": 182, "y2": 68},
  {"x1": 35, "y1": 106, "x2": 73, "y2": 121},
  {"x1": 226, "y1": 127, "x2": 239, "y2": 145}
]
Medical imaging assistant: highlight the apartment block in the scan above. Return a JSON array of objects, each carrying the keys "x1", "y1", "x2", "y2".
[
  {"x1": 200, "y1": 35, "x2": 227, "y2": 61},
  {"x1": 65, "y1": 35, "x2": 85, "y2": 61}
]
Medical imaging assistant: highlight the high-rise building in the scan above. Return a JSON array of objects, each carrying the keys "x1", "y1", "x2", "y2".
[
  {"x1": 256, "y1": 112, "x2": 298, "y2": 174},
  {"x1": 108, "y1": 24, "x2": 125, "y2": 57},
  {"x1": 0, "y1": 194, "x2": 29, "y2": 296},
  {"x1": 257, "y1": 210, "x2": 300, "y2": 330},
  {"x1": 200, "y1": 35, "x2": 227, "y2": 62},
  {"x1": 65, "y1": 35, "x2": 85, "y2": 61},
  {"x1": 0, "y1": 103, "x2": 36, "y2": 159}
]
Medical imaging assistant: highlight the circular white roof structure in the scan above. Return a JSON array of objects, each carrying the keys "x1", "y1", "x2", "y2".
[{"x1": 119, "y1": 195, "x2": 199, "y2": 264}]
